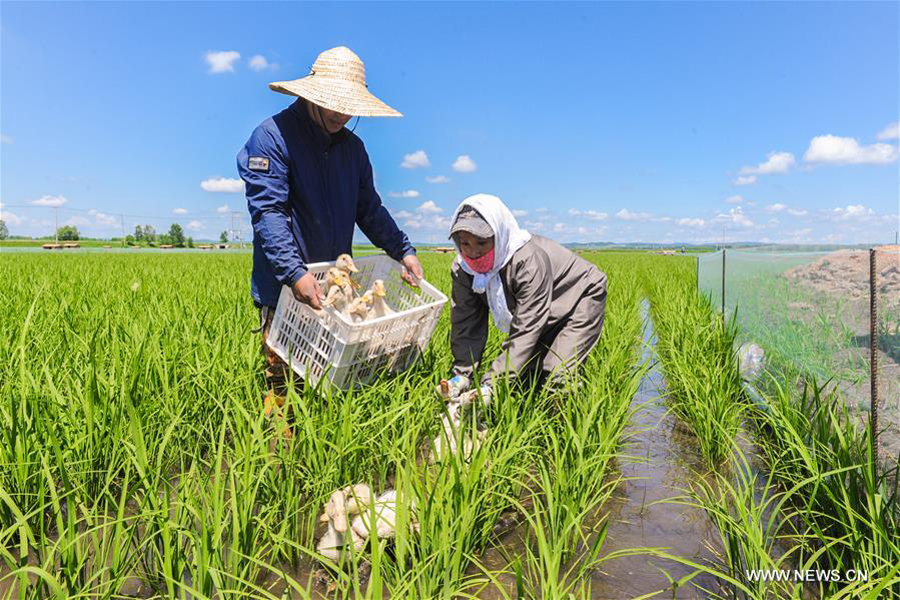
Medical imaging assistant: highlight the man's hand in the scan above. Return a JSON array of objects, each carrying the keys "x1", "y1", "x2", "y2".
[
  {"x1": 291, "y1": 273, "x2": 323, "y2": 310},
  {"x1": 400, "y1": 254, "x2": 424, "y2": 287}
]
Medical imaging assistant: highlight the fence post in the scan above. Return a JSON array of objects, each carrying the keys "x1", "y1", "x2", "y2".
[
  {"x1": 869, "y1": 248, "x2": 879, "y2": 461},
  {"x1": 721, "y1": 248, "x2": 726, "y2": 329},
  {"x1": 696, "y1": 255, "x2": 700, "y2": 292}
]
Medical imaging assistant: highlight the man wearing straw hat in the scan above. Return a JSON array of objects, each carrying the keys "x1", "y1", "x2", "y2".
[{"x1": 237, "y1": 46, "x2": 423, "y2": 400}]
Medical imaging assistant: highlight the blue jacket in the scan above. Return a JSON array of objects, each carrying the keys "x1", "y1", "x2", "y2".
[{"x1": 237, "y1": 98, "x2": 415, "y2": 307}]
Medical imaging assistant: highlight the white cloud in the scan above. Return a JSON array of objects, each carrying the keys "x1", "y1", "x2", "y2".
[
  {"x1": 714, "y1": 206, "x2": 754, "y2": 228},
  {"x1": 804, "y1": 134, "x2": 898, "y2": 165},
  {"x1": 0, "y1": 209, "x2": 23, "y2": 226},
  {"x1": 216, "y1": 204, "x2": 231, "y2": 214},
  {"x1": 31, "y1": 194, "x2": 68, "y2": 207},
  {"x1": 387, "y1": 190, "x2": 420, "y2": 198},
  {"x1": 401, "y1": 150, "x2": 430, "y2": 169},
  {"x1": 569, "y1": 208, "x2": 609, "y2": 221},
  {"x1": 64, "y1": 216, "x2": 90, "y2": 227},
  {"x1": 790, "y1": 227, "x2": 813, "y2": 237},
  {"x1": 524, "y1": 220, "x2": 544, "y2": 231},
  {"x1": 452, "y1": 155, "x2": 477, "y2": 173},
  {"x1": 553, "y1": 223, "x2": 566, "y2": 233},
  {"x1": 615, "y1": 208, "x2": 653, "y2": 221},
  {"x1": 403, "y1": 214, "x2": 452, "y2": 230},
  {"x1": 831, "y1": 204, "x2": 874, "y2": 220},
  {"x1": 733, "y1": 175, "x2": 757, "y2": 186},
  {"x1": 417, "y1": 200, "x2": 442, "y2": 215},
  {"x1": 1, "y1": 133, "x2": 12, "y2": 144},
  {"x1": 676, "y1": 218, "x2": 705, "y2": 227},
  {"x1": 205, "y1": 50, "x2": 241, "y2": 74},
  {"x1": 725, "y1": 195, "x2": 744, "y2": 204},
  {"x1": 512, "y1": 209, "x2": 529, "y2": 217},
  {"x1": 173, "y1": 208, "x2": 188, "y2": 215},
  {"x1": 186, "y1": 220, "x2": 204, "y2": 232},
  {"x1": 201, "y1": 177, "x2": 244, "y2": 193},
  {"x1": 425, "y1": 175, "x2": 450, "y2": 184},
  {"x1": 248, "y1": 54, "x2": 276, "y2": 71},
  {"x1": 88, "y1": 209, "x2": 118, "y2": 226},
  {"x1": 396, "y1": 201, "x2": 449, "y2": 229},
  {"x1": 766, "y1": 202, "x2": 808, "y2": 217},
  {"x1": 876, "y1": 122, "x2": 899, "y2": 141},
  {"x1": 739, "y1": 151, "x2": 796, "y2": 175}
]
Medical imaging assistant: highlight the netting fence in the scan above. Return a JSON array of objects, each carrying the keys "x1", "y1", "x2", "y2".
[{"x1": 698, "y1": 246, "x2": 900, "y2": 463}]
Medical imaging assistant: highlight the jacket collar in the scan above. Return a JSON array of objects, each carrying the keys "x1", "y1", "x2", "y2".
[{"x1": 289, "y1": 98, "x2": 348, "y2": 150}]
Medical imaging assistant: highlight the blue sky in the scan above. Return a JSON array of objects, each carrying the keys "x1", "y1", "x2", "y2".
[{"x1": 2, "y1": 1, "x2": 898, "y2": 245}]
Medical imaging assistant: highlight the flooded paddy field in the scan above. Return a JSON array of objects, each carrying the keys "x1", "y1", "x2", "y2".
[{"x1": 2, "y1": 251, "x2": 897, "y2": 599}]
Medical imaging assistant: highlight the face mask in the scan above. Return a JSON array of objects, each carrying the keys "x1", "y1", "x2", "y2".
[{"x1": 463, "y1": 248, "x2": 495, "y2": 273}]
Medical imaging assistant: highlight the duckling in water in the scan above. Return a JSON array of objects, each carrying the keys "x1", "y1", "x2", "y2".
[
  {"x1": 349, "y1": 489, "x2": 420, "y2": 542},
  {"x1": 368, "y1": 279, "x2": 394, "y2": 318},
  {"x1": 316, "y1": 484, "x2": 374, "y2": 560},
  {"x1": 316, "y1": 484, "x2": 419, "y2": 560}
]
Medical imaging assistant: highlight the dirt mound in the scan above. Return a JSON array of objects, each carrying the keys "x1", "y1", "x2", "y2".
[{"x1": 783, "y1": 247, "x2": 900, "y2": 300}]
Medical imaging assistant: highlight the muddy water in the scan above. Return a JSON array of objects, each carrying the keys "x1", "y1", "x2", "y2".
[{"x1": 589, "y1": 303, "x2": 723, "y2": 599}]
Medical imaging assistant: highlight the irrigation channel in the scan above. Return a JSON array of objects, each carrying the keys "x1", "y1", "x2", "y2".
[{"x1": 589, "y1": 302, "x2": 722, "y2": 598}]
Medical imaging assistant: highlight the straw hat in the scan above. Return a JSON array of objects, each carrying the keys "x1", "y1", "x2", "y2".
[{"x1": 269, "y1": 46, "x2": 401, "y2": 117}]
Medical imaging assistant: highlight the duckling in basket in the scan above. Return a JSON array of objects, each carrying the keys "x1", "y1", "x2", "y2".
[
  {"x1": 322, "y1": 270, "x2": 353, "y2": 313},
  {"x1": 336, "y1": 254, "x2": 362, "y2": 292},
  {"x1": 367, "y1": 279, "x2": 395, "y2": 318},
  {"x1": 345, "y1": 293, "x2": 373, "y2": 323}
]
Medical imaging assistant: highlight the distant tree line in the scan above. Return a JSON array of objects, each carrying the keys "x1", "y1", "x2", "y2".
[
  {"x1": 124, "y1": 224, "x2": 193, "y2": 247},
  {"x1": 0, "y1": 220, "x2": 201, "y2": 248}
]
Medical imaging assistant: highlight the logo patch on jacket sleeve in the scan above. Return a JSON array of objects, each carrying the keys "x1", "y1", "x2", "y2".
[{"x1": 248, "y1": 156, "x2": 270, "y2": 172}]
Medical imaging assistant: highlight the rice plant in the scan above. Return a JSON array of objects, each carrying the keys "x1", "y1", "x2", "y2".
[
  {"x1": 1, "y1": 251, "x2": 657, "y2": 599},
  {"x1": 642, "y1": 256, "x2": 747, "y2": 466}
]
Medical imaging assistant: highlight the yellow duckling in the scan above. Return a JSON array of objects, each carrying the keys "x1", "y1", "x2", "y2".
[
  {"x1": 368, "y1": 279, "x2": 395, "y2": 318},
  {"x1": 335, "y1": 253, "x2": 360, "y2": 275},
  {"x1": 324, "y1": 267, "x2": 343, "y2": 293},
  {"x1": 345, "y1": 294, "x2": 373, "y2": 323},
  {"x1": 322, "y1": 271, "x2": 352, "y2": 312},
  {"x1": 336, "y1": 253, "x2": 362, "y2": 293}
]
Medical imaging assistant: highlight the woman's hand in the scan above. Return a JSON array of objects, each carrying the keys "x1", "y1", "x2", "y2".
[{"x1": 401, "y1": 254, "x2": 424, "y2": 287}]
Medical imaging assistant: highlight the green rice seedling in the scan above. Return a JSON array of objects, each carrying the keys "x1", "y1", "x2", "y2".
[
  {"x1": 644, "y1": 263, "x2": 746, "y2": 466},
  {"x1": 0, "y1": 251, "x2": 667, "y2": 599},
  {"x1": 749, "y1": 375, "x2": 900, "y2": 598},
  {"x1": 664, "y1": 446, "x2": 806, "y2": 599}
]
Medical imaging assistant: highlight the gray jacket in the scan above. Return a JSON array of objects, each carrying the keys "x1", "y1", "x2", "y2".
[{"x1": 450, "y1": 235, "x2": 607, "y2": 384}]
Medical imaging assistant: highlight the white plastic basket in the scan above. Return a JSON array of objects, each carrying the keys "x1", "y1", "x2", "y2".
[{"x1": 266, "y1": 254, "x2": 448, "y2": 390}]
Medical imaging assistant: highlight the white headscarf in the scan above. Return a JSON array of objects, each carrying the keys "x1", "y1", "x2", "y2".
[{"x1": 450, "y1": 194, "x2": 531, "y2": 334}]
